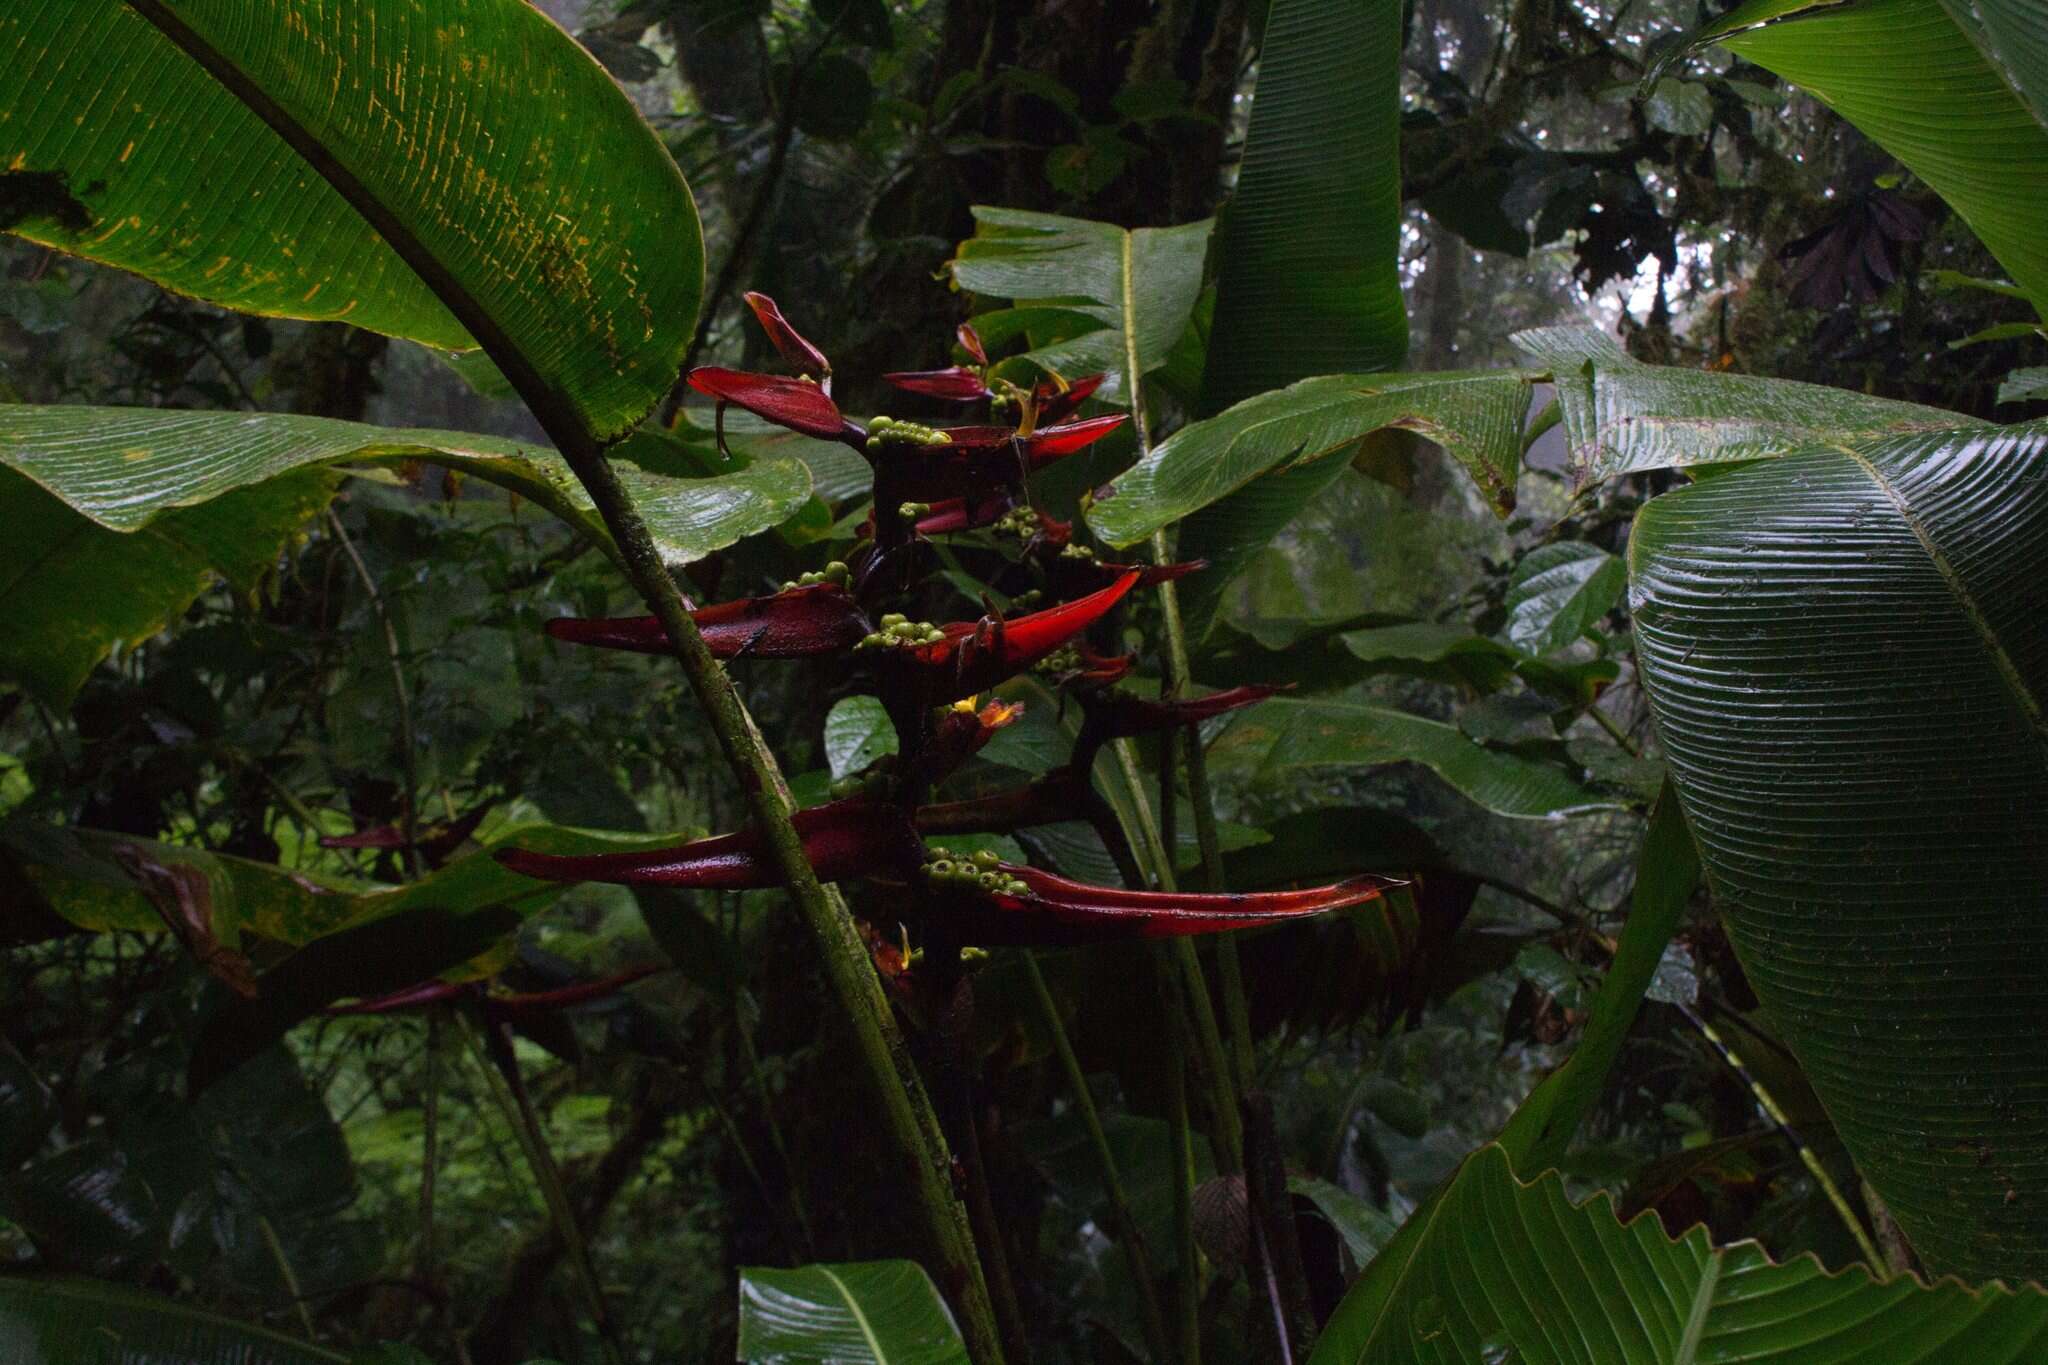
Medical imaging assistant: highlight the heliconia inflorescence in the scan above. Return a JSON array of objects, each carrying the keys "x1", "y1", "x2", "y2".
[{"x1": 496, "y1": 295, "x2": 1402, "y2": 962}]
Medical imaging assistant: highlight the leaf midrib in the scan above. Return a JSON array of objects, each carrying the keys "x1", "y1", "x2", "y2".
[
  {"x1": 818, "y1": 1264, "x2": 890, "y2": 1362},
  {"x1": 1836, "y1": 440, "x2": 2048, "y2": 760}
]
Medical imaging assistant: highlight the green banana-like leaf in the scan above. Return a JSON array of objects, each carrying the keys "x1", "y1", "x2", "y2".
[
  {"x1": 1166, "y1": 0, "x2": 1408, "y2": 634},
  {"x1": 1087, "y1": 371, "x2": 1536, "y2": 552},
  {"x1": 0, "y1": 405, "x2": 810, "y2": 704},
  {"x1": 948, "y1": 207, "x2": 1212, "y2": 407},
  {"x1": 0, "y1": 406, "x2": 809, "y2": 552},
  {"x1": 0, "y1": 816, "x2": 678, "y2": 946},
  {"x1": 1629, "y1": 424, "x2": 2048, "y2": 1282},
  {"x1": 1205, "y1": 695, "x2": 1613, "y2": 819},
  {"x1": 738, "y1": 1260, "x2": 969, "y2": 1365},
  {"x1": 1307, "y1": 1144, "x2": 2048, "y2": 1365},
  {"x1": 0, "y1": 462, "x2": 339, "y2": 707},
  {"x1": 1, "y1": 0, "x2": 700, "y2": 438},
  {"x1": 0, "y1": 1277, "x2": 349, "y2": 1364},
  {"x1": 1199, "y1": 0, "x2": 1406, "y2": 413},
  {"x1": 1683, "y1": 0, "x2": 2048, "y2": 316},
  {"x1": 1513, "y1": 326, "x2": 1983, "y2": 484}
]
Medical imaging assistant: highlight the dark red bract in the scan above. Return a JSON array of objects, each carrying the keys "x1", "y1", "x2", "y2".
[
  {"x1": 884, "y1": 366, "x2": 994, "y2": 402},
  {"x1": 688, "y1": 367, "x2": 853, "y2": 441},
  {"x1": 929, "y1": 864, "x2": 1400, "y2": 945},
  {"x1": 744, "y1": 292, "x2": 832, "y2": 377},
  {"x1": 546, "y1": 583, "x2": 870, "y2": 659}
]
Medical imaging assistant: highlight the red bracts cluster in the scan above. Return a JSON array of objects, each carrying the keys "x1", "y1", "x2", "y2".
[{"x1": 498, "y1": 295, "x2": 1387, "y2": 955}]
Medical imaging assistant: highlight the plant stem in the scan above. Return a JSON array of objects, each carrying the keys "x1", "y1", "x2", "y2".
[
  {"x1": 326, "y1": 508, "x2": 423, "y2": 881},
  {"x1": 1588, "y1": 699, "x2": 1641, "y2": 757},
  {"x1": 953, "y1": 1077, "x2": 1032, "y2": 1364},
  {"x1": 1112, "y1": 740, "x2": 1243, "y2": 1172},
  {"x1": 556, "y1": 453, "x2": 1004, "y2": 1363},
  {"x1": 255, "y1": 1211, "x2": 316, "y2": 1339},
  {"x1": 1683, "y1": 1005, "x2": 1887, "y2": 1276},
  {"x1": 1021, "y1": 953, "x2": 1173, "y2": 1363},
  {"x1": 418, "y1": 1008, "x2": 442, "y2": 1288},
  {"x1": 459, "y1": 1015, "x2": 628, "y2": 1365},
  {"x1": 1184, "y1": 715, "x2": 1256, "y2": 1086},
  {"x1": 1161, "y1": 960, "x2": 1203, "y2": 1365},
  {"x1": 734, "y1": 1005, "x2": 816, "y2": 1255}
]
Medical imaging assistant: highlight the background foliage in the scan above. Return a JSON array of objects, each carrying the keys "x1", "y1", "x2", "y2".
[{"x1": 4, "y1": 0, "x2": 2046, "y2": 1361}]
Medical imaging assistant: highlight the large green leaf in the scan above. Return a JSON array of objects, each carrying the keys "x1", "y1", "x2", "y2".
[
  {"x1": 0, "y1": 405, "x2": 809, "y2": 553},
  {"x1": 1629, "y1": 425, "x2": 2048, "y2": 1282},
  {"x1": 2, "y1": 0, "x2": 699, "y2": 437},
  {"x1": 1307, "y1": 1144, "x2": 2048, "y2": 1365},
  {"x1": 0, "y1": 462, "x2": 339, "y2": 706},
  {"x1": 1198, "y1": 0, "x2": 1406, "y2": 413},
  {"x1": 0, "y1": 405, "x2": 810, "y2": 704},
  {"x1": 948, "y1": 207, "x2": 1212, "y2": 407},
  {"x1": 1087, "y1": 371, "x2": 1536, "y2": 552},
  {"x1": 1685, "y1": 0, "x2": 2048, "y2": 317},
  {"x1": 1205, "y1": 695, "x2": 1613, "y2": 819},
  {"x1": 1513, "y1": 326, "x2": 1982, "y2": 484},
  {"x1": 0, "y1": 1278, "x2": 351, "y2": 1364},
  {"x1": 1164, "y1": 0, "x2": 1408, "y2": 635},
  {"x1": 737, "y1": 1260, "x2": 969, "y2": 1364}
]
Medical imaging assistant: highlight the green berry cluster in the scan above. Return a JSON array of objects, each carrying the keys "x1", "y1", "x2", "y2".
[
  {"x1": 897, "y1": 501, "x2": 933, "y2": 521},
  {"x1": 779, "y1": 560, "x2": 851, "y2": 592},
  {"x1": 856, "y1": 612, "x2": 947, "y2": 650},
  {"x1": 991, "y1": 505, "x2": 1040, "y2": 539},
  {"x1": 922, "y1": 846, "x2": 1030, "y2": 897},
  {"x1": 864, "y1": 415, "x2": 952, "y2": 452},
  {"x1": 1058, "y1": 542, "x2": 1096, "y2": 561},
  {"x1": 1035, "y1": 644, "x2": 1079, "y2": 676},
  {"x1": 827, "y1": 770, "x2": 884, "y2": 800}
]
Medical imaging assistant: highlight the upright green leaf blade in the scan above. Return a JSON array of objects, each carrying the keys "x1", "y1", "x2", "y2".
[
  {"x1": 1157, "y1": 0, "x2": 1409, "y2": 634},
  {"x1": 1629, "y1": 425, "x2": 2048, "y2": 1282},
  {"x1": 738, "y1": 1260, "x2": 969, "y2": 1365},
  {"x1": 1199, "y1": 0, "x2": 1407, "y2": 413},
  {"x1": 5, "y1": 0, "x2": 702, "y2": 437},
  {"x1": 0, "y1": 1277, "x2": 349, "y2": 1364},
  {"x1": 1692, "y1": 0, "x2": 2048, "y2": 316},
  {"x1": 1307, "y1": 1145, "x2": 2048, "y2": 1365}
]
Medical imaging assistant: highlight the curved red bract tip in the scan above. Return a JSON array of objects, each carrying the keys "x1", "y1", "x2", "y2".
[
  {"x1": 937, "y1": 867, "x2": 1399, "y2": 944},
  {"x1": 743, "y1": 293, "x2": 832, "y2": 377},
  {"x1": 884, "y1": 367, "x2": 993, "y2": 402},
  {"x1": 1096, "y1": 684, "x2": 1288, "y2": 736},
  {"x1": 688, "y1": 367, "x2": 848, "y2": 439},
  {"x1": 901, "y1": 571, "x2": 1140, "y2": 700},
  {"x1": 546, "y1": 584, "x2": 869, "y2": 660},
  {"x1": 957, "y1": 322, "x2": 988, "y2": 366},
  {"x1": 496, "y1": 800, "x2": 921, "y2": 889},
  {"x1": 1034, "y1": 373, "x2": 1107, "y2": 426},
  {"x1": 1020, "y1": 413, "x2": 1126, "y2": 461}
]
